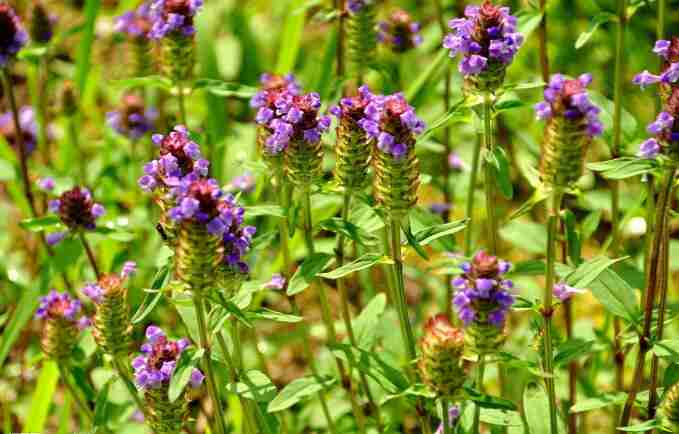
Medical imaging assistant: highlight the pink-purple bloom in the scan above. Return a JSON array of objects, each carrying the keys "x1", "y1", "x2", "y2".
[
  {"x1": 38, "y1": 177, "x2": 55, "y2": 192},
  {"x1": 46, "y1": 186, "x2": 105, "y2": 245},
  {"x1": 636, "y1": 111, "x2": 678, "y2": 159},
  {"x1": 0, "y1": 4, "x2": 28, "y2": 68},
  {"x1": 448, "y1": 152, "x2": 465, "y2": 171},
  {"x1": 378, "y1": 10, "x2": 422, "y2": 53},
  {"x1": 436, "y1": 405, "x2": 461, "y2": 434},
  {"x1": 443, "y1": 2, "x2": 523, "y2": 77},
  {"x1": 132, "y1": 325, "x2": 204, "y2": 390},
  {"x1": 35, "y1": 290, "x2": 86, "y2": 326},
  {"x1": 264, "y1": 273, "x2": 287, "y2": 290},
  {"x1": 0, "y1": 107, "x2": 41, "y2": 156},
  {"x1": 230, "y1": 172, "x2": 256, "y2": 193},
  {"x1": 534, "y1": 73, "x2": 603, "y2": 137},
  {"x1": 633, "y1": 39, "x2": 679, "y2": 90},
  {"x1": 115, "y1": 3, "x2": 153, "y2": 38},
  {"x1": 452, "y1": 251, "x2": 515, "y2": 328},
  {"x1": 553, "y1": 282, "x2": 585, "y2": 302},
  {"x1": 107, "y1": 94, "x2": 158, "y2": 140},
  {"x1": 347, "y1": 0, "x2": 372, "y2": 14},
  {"x1": 148, "y1": 0, "x2": 203, "y2": 40}
]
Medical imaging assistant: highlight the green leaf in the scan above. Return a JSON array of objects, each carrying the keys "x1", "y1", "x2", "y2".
[
  {"x1": 581, "y1": 210, "x2": 602, "y2": 240},
  {"x1": 413, "y1": 219, "x2": 468, "y2": 246},
  {"x1": 652, "y1": 339, "x2": 679, "y2": 363},
  {"x1": 516, "y1": 9, "x2": 543, "y2": 38},
  {"x1": 351, "y1": 294, "x2": 387, "y2": 349},
  {"x1": 131, "y1": 290, "x2": 163, "y2": 324},
  {"x1": 403, "y1": 222, "x2": 430, "y2": 260},
  {"x1": 19, "y1": 215, "x2": 62, "y2": 232},
  {"x1": 507, "y1": 188, "x2": 549, "y2": 221},
  {"x1": 617, "y1": 420, "x2": 664, "y2": 432},
  {"x1": 587, "y1": 158, "x2": 658, "y2": 180},
  {"x1": 570, "y1": 392, "x2": 626, "y2": 413},
  {"x1": 405, "y1": 49, "x2": 449, "y2": 104},
  {"x1": 18, "y1": 46, "x2": 49, "y2": 63},
  {"x1": 563, "y1": 256, "x2": 627, "y2": 289},
  {"x1": 502, "y1": 81, "x2": 546, "y2": 91},
  {"x1": 465, "y1": 387, "x2": 518, "y2": 411},
  {"x1": 287, "y1": 253, "x2": 333, "y2": 295},
  {"x1": 523, "y1": 381, "x2": 566, "y2": 433},
  {"x1": 554, "y1": 339, "x2": 595, "y2": 366},
  {"x1": 318, "y1": 253, "x2": 391, "y2": 279},
  {"x1": 417, "y1": 97, "x2": 469, "y2": 144},
  {"x1": 227, "y1": 370, "x2": 278, "y2": 402},
  {"x1": 168, "y1": 349, "x2": 203, "y2": 402},
  {"x1": 319, "y1": 217, "x2": 379, "y2": 246},
  {"x1": 267, "y1": 375, "x2": 336, "y2": 412},
  {"x1": 244, "y1": 205, "x2": 286, "y2": 218},
  {"x1": 494, "y1": 99, "x2": 527, "y2": 113},
  {"x1": 487, "y1": 146, "x2": 513, "y2": 199},
  {"x1": 480, "y1": 409, "x2": 524, "y2": 427},
  {"x1": 193, "y1": 79, "x2": 258, "y2": 98},
  {"x1": 246, "y1": 308, "x2": 303, "y2": 323},
  {"x1": 92, "y1": 226, "x2": 135, "y2": 242},
  {"x1": 500, "y1": 220, "x2": 546, "y2": 254},
  {"x1": 275, "y1": 0, "x2": 306, "y2": 73},
  {"x1": 93, "y1": 379, "x2": 112, "y2": 429},
  {"x1": 110, "y1": 75, "x2": 173, "y2": 90},
  {"x1": 24, "y1": 360, "x2": 59, "y2": 432},
  {"x1": 75, "y1": 0, "x2": 101, "y2": 96},
  {"x1": 331, "y1": 343, "x2": 410, "y2": 393},
  {"x1": 575, "y1": 12, "x2": 617, "y2": 49},
  {"x1": 562, "y1": 210, "x2": 582, "y2": 265}
]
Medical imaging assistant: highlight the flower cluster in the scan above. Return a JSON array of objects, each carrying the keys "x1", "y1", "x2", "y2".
[
  {"x1": 443, "y1": 2, "x2": 523, "y2": 77},
  {"x1": 378, "y1": 10, "x2": 422, "y2": 53},
  {"x1": 329, "y1": 84, "x2": 376, "y2": 125},
  {"x1": 0, "y1": 4, "x2": 28, "y2": 68},
  {"x1": 638, "y1": 111, "x2": 678, "y2": 159},
  {"x1": 250, "y1": 73, "x2": 302, "y2": 109},
  {"x1": 633, "y1": 39, "x2": 679, "y2": 90},
  {"x1": 452, "y1": 250, "x2": 515, "y2": 328},
  {"x1": 35, "y1": 290, "x2": 88, "y2": 327},
  {"x1": 107, "y1": 94, "x2": 158, "y2": 140},
  {"x1": 148, "y1": 0, "x2": 203, "y2": 40},
  {"x1": 38, "y1": 177, "x2": 55, "y2": 192},
  {"x1": 419, "y1": 314, "x2": 466, "y2": 398},
  {"x1": 358, "y1": 91, "x2": 425, "y2": 158},
  {"x1": 0, "y1": 106, "x2": 40, "y2": 155},
  {"x1": 254, "y1": 91, "x2": 331, "y2": 156},
  {"x1": 534, "y1": 73, "x2": 603, "y2": 137},
  {"x1": 82, "y1": 261, "x2": 137, "y2": 304},
  {"x1": 132, "y1": 325, "x2": 204, "y2": 390},
  {"x1": 115, "y1": 3, "x2": 154, "y2": 38},
  {"x1": 138, "y1": 125, "x2": 209, "y2": 193},
  {"x1": 47, "y1": 187, "x2": 105, "y2": 245}
]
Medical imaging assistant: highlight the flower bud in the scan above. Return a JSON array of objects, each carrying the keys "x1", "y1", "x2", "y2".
[
  {"x1": 35, "y1": 291, "x2": 88, "y2": 360},
  {"x1": 30, "y1": 2, "x2": 55, "y2": 44},
  {"x1": 49, "y1": 186, "x2": 105, "y2": 231},
  {"x1": 378, "y1": 10, "x2": 422, "y2": 54},
  {"x1": 0, "y1": 4, "x2": 28, "y2": 69},
  {"x1": 662, "y1": 381, "x2": 679, "y2": 432},
  {"x1": 346, "y1": 1, "x2": 377, "y2": 78},
  {"x1": 61, "y1": 81, "x2": 79, "y2": 117},
  {"x1": 418, "y1": 314, "x2": 467, "y2": 399},
  {"x1": 536, "y1": 73, "x2": 602, "y2": 188}
]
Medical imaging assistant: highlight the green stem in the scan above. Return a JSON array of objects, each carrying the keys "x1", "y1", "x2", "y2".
[
  {"x1": 442, "y1": 399, "x2": 453, "y2": 434},
  {"x1": 177, "y1": 81, "x2": 187, "y2": 125},
  {"x1": 464, "y1": 134, "x2": 482, "y2": 257},
  {"x1": 482, "y1": 94, "x2": 498, "y2": 254},
  {"x1": 78, "y1": 233, "x2": 101, "y2": 279},
  {"x1": 543, "y1": 190, "x2": 563, "y2": 434},
  {"x1": 336, "y1": 191, "x2": 384, "y2": 432},
  {"x1": 111, "y1": 356, "x2": 149, "y2": 420},
  {"x1": 472, "y1": 355, "x2": 486, "y2": 434},
  {"x1": 537, "y1": 0, "x2": 550, "y2": 83},
  {"x1": 216, "y1": 332, "x2": 257, "y2": 434},
  {"x1": 229, "y1": 323, "x2": 265, "y2": 434},
  {"x1": 67, "y1": 115, "x2": 85, "y2": 184},
  {"x1": 58, "y1": 363, "x2": 95, "y2": 425},
  {"x1": 192, "y1": 294, "x2": 228, "y2": 434}
]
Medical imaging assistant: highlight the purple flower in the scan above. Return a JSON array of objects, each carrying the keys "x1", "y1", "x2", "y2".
[
  {"x1": 553, "y1": 282, "x2": 585, "y2": 301},
  {"x1": 107, "y1": 94, "x2": 157, "y2": 140},
  {"x1": 534, "y1": 73, "x2": 603, "y2": 138},
  {"x1": 0, "y1": 107, "x2": 40, "y2": 156},
  {"x1": 38, "y1": 177, "x2": 55, "y2": 192},
  {"x1": 148, "y1": 0, "x2": 203, "y2": 40},
  {"x1": 378, "y1": 10, "x2": 422, "y2": 53},
  {"x1": 115, "y1": 3, "x2": 153, "y2": 38},
  {"x1": 654, "y1": 40, "x2": 671, "y2": 59},
  {"x1": 82, "y1": 283, "x2": 104, "y2": 304},
  {"x1": 436, "y1": 405, "x2": 461, "y2": 434},
  {"x1": 230, "y1": 172, "x2": 255, "y2": 193},
  {"x1": 0, "y1": 4, "x2": 28, "y2": 68},
  {"x1": 46, "y1": 231, "x2": 67, "y2": 246},
  {"x1": 35, "y1": 290, "x2": 85, "y2": 324},
  {"x1": 448, "y1": 152, "x2": 465, "y2": 171},
  {"x1": 121, "y1": 261, "x2": 137, "y2": 279},
  {"x1": 632, "y1": 39, "x2": 679, "y2": 90},
  {"x1": 632, "y1": 71, "x2": 661, "y2": 90},
  {"x1": 638, "y1": 138, "x2": 661, "y2": 159},
  {"x1": 189, "y1": 368, "x2": 204, "y2": 387},
  {"x1": 639, "y1": 111, "x2": 677, "y2": 158},
  {"x1": 49, "y1": 186, "x2": 105, "y2": 234},
  {"x1": 265, "y1": 273, "x2": 287, "y2": 290}
]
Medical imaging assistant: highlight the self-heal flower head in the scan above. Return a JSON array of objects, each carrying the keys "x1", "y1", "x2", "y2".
[
  {"x1": 0, "y1": 4, "x2": 28, "y2": 68},
  {"x1": 250, "y1": 73, "x2": 301, "y2": 110},
  {"x1": 378, "y1": 10, "x2": 422, "y2": 53},
  {"x1": 46, "y1": 187, "x2": 105, "y2": 246},
  {"x1": 553, "y1": 282, "x2": 585, "y2": 301},
  {"x1": 452, "y1": 250, "x2": 514, "y2": 329},
  {"x1": 637, "y1": 110, "x2": 679, "y2": 159},
  {"x1": 107, "y1": 94, "x2": 158, "y2": 140},
  {"x1": 36, "y1": 290, "x2": 89, "y2": 360},
  {"x1": 443, "y1": 1, "x2": 523, "y2": 79},
  {"x1": 148, "y1": 0, "x2": 203, "y2": 40},
  {"x1": 115, "y1": 3, "x2": 153, "y2": 38},
  {"x1": 35, "y1": 290, "x2": 84, "y2": 322},
  {"x1": 0, "y1": 107, "x2": 42, "y2": 156},
  {"x1": 534, "y1": 73, "x2": 603, "y2": 138},
  {"x1": 419, "y1": 314, "x2": 466, "y2": 398},
  {"x1": 132, "y1": 325, "x2": 203, "y2": 390},
  {"x1": 138, "y1": 125, "x2": 208, "y2": 193},
  {"x1": 633, "y1": 38, "x2": 679, "y2": 94}
]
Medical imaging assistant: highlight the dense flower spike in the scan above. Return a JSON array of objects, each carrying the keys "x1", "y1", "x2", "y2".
[
  {"x1": 330, "y1": 85, "x2": 377, "y2": 190},
  {"x1": 378, "y1": 10, "x2": 422, "y2": 53},
  {"x1": 30, "y1": 2, "x2": 55, "y2": 44},
  {"x1": 444, "y1": 1, "x2": 523, "y2": 92},
  {"x1": 115, "y1": 3, "x2": 155, "y2": 76},
  {"x1": 83, "y1": 263, "x2": 137, "y2": 356},
  {"x1": 0, "y1": 3, "x2": 28, "y2": 68},
  {"x1": 452, "y1": 251, "x2": 514, "y2": 353},
  {"x1": 418, "y1": 314, "x2": 467, "y2": 398},
  {"x1": 107, "y1": 94, "x2": 158, "y2": 140},
  {"x1": 633, "y1": 38, "x2": 679, "y2": 99},
  {"x1": 132, "y1": 325, "x2": 202, "y2": 434},
  {"x1": 47, "y1": 186, "x2": 105, "y2": 244},
  {"x1": 0, "y1": 106, "x2": 40, "y2": 155},
  {"x1": 637, "y1": 110, "x2": 679, "y2": 160},
  {"x1": 535, "y1": 73, "x2": 603, "y2": 187},
  {"x1": 346, "y1": 0, "x2": 377, "y2": 78},
  {"x1": 369, "y1": 92, "x2": 424, "y2": 214},
  {"x1": 661, "y1": 382, "x2": 679, "y2": 432},
  {"x1": 35, "y1": 290, "x2": 89, "y2": 359}
]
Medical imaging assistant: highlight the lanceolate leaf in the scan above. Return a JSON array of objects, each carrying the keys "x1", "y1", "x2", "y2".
[
  {"x1": 168, "y1": 349, "x2": 204, "y2": 402},
  {"x1": 267, "y1": 375, "x2": 336, "y2": 412},
  {"x1": 351, "y1": 294, "x2": 387, "y2": 349},
  {"x1": 287, "y1": 253, "x2": 333, "y2": 295},
  {"x1": 587, "y1": 158, "x2": 658, "y2": 180},
  {"x1": 523, "y1": 381, "x2": 566, "y2": 434},
  {"x1": 193, "y1": 79, "x2": 258, "y2": 98},
  {"x1": 319, "y1": 217, "x2": 379, "y2": 246},
  {"x1": 318, "y1": 253, "x2": 392, "y2": 279},
  {"x1": 23, "y1": 360, "x2": 59, "y2": 433},
  {"x1": 19, "y1": 215, "x2": 62, "y2": 232},
  {"x1": 570, "y1": 392, "x2": 627, "y2": 413},
  {"x1": 413, "y1": 219, "x2": 468, "y2": 246},
  {"x1": 226, "y1": 370, "x2": 278, "y2": 402},
  {"x1": 575, "y1": 12, "x2": 617, "y2": 49},
  {"x1": 110, "y1": 75, "x2": 173, "y2": 90}
]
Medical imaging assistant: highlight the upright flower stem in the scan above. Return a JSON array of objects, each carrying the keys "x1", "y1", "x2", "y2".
[
  {"x1": 482, "y1": 94, "x2": 499, "y2": 254},
  {"x1": 58, "y1": 363, "x2": 95, "y2": 425},
  {"x1": 441, "y1": 399, "x2": 453, "y2": 434},
  {"x1": 620, "y1": 170, "x2": 676, "y2": 429},
  {"x1": 111, "y1": 356, "x2": 148, "y2": 420},
  {"x1": 537, "y1": 0, "x2": 550, "y2": 83},
  {"x1": 610, "y1": 0, "x2": 627, "y2": 415},
  {"x1": 302, "y1": 188, "x2": 367, "y2": 432},
  {"x1": 177, "y1": 82, "x2": 187, "y2": 125},
  {"x1": 67, "y1": 112, "x2": 85, "y2": 183},
  {"x1": 472, "y1": 354, "x2": 486, "y2": 434},
  {"x1": 79, "y1": 233, "x2": 101, "y2": 279},
  {"x1": 228, "y1": 322, "x2": 265, "y2": 434},
  {"x1": 335, "y1": 0, "x2": 345, "y2": 79},
  {"x1": 192, "y1": 293, "x2": 228, "y2": 434},
  {"x1": 543, "y1": 189, "x2": 563, "y2": 434},
  {"x1": 1, "y1": 69, "x2": 72, "y2": 291},
  {"x1": 388, "y1": 215, "x2": 432, "y2": 434},
  {"x1": 464, "y1": 134, "x2": 483, "y2": 256}
]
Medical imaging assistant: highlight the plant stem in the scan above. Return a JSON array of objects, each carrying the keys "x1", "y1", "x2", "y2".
[
  {"x1": 472, "y1": 354, "x2": 486, "y2": 434},
  {"x1": 442, "y1": 398, "x2": 453, "y2": 434},
  {"x1": 177, "y1": 81, "x2": 187, "y2": 125},
  {"x1": 464, "y1": 134, "x2": 483, "y2": 256},
  {"x1": 336, "y1": 191, "x2": 384, "y2": 432},
  {"x1": 58, "y1": 363, "x2": 95, "y2": 425},
  {"x1": 537, "y1": 0, "x2": 550, "y2": 83},
  {"x1": 192, "y1": 293, "x2": 228, "y2": 434},
  {"x1": 78, "y1": 232, "x2": 101, "y2": 279},
  {"x1": 336, "y1": 0, "x2": 345, "y2": 79},
  {"x1": 302, "y1": 188, "x2": 367, "y2": 432},
  {"x1": 543, "y1": 190, "x2": 563, "y2": 434},
  {"x1": 619, "y1": 170, "x2": 676, "y2": 429},
  {"x1": 111, "y1": 356, "x2": 149, "y2": 420},
  {"x1": 482, "y1": 94, "x2": 498, "y2": 255},
  {"x1": 230, "y1": 322, "x2": 266, "y2": 434}
]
